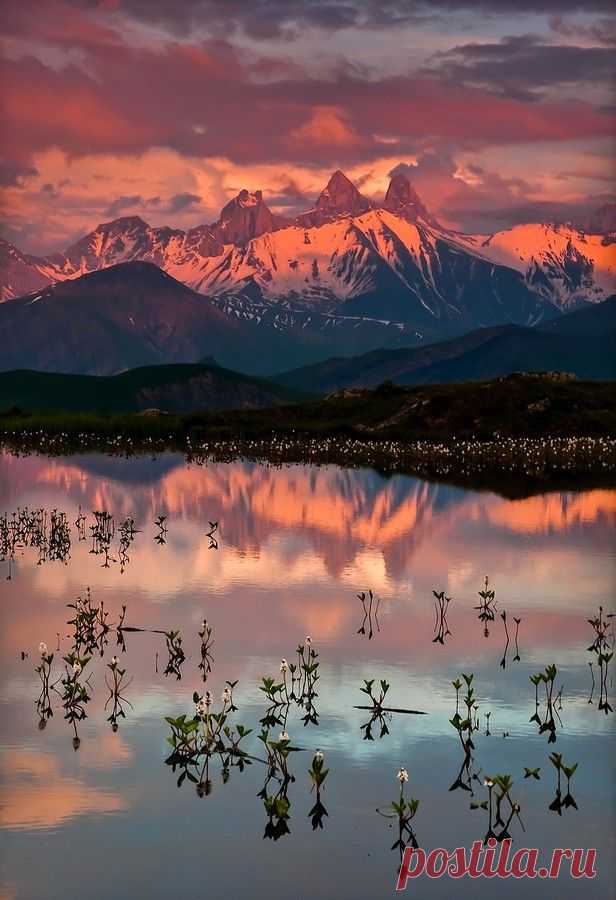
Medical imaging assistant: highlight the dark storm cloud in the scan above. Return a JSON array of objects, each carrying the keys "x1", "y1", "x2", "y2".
[
  {"x1": 4, "y1": 38, "x2": 611, "y2": 177},
  {"x1": 449, "y1": 194, "x2": 616, "y2": 233},
  {"x1": 2, "y1": 0, "x2": 613, "y2": 179},
  {"x1": 0, "y1": 160, "x2": 38, "y2": 187},
  {"x1": 106, "y1": 194, "x2": 144, "y2": 216},
  {"x1": 265, "y1": 180, "x2": 312, "y2": 212},
  {"x1": 105, "y1": 193, "x2": 200, "y2": 217},
  {"x1": 70, "y1": 0, "x2": 616, "y2": 39},
  {"x1": 40, "y1": 182, "x2": 60, "y2": 199},
  {"x1": 549, "y1": 14, "x2": 616, "y2": 45},
  {"x1": 390, "y1": 151, "x2": 457, "y2": 179},
  {"x1": 2, "y1": 0, "x2": 614, "y2": 248},
  {"x1": 167, "y1": 192, "x2": 202, "y2": 213},
  {"x1": 384, "y1": 150, "x2": 610, "y2": 235},
  {"x1": 429, "y1": 35, "x2": 616, "y2": 99}
]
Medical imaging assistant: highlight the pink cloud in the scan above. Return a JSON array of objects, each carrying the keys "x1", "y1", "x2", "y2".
[
  {"x1": 1, "y1": 0, "x2": 614, "y2": 248},
  {"x1": 288, "y1": 106, "x2": 361, "y2": 148},
  {"x1": 1, "y1": 10, "x2": 613, "y2": 176}
]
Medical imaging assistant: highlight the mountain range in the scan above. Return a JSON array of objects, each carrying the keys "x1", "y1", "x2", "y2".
[
  {"x1": 1, "y1": 170, "x2": 614, "y2": 376},
  {"x1": 277, "y1": 296, "x2": 616, "y2": 393}
]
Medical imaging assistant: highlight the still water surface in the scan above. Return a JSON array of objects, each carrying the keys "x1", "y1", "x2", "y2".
[{"x1": 0, "y1": 452, "x2": 614, "y2": 898}]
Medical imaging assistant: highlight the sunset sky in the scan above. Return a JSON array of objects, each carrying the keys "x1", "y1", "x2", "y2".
[{"x1": 1, "y1": 0, "x2": 615, "y2": 253}]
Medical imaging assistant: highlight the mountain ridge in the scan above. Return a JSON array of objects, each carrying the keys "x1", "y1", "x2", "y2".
[
  {"x1": 0, "y1": 261, "x2": 429, "y2": 376},
  {"x1": 2, "y1": 170, "x2": 614, "y2": 314},
  {"x1": 276, "y1": 296, "x2": 616, "y2": 392},
  {"x1": 1, "y1": 170, "x2": 614, "y2": 374}
]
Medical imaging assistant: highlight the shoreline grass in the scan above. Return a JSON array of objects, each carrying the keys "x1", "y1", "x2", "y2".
[
  {"x1": 1, "y1": 377, "x2": 615, "y2": 492},
  {"x1": 2, "y1": 426, "x2": 615, "y2": 496}
]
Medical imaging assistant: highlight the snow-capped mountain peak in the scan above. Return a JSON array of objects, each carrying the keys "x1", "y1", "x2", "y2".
[
  {"x1": 456, "y1": 222, "x2": 616, "y2": 309},
  {"x1": 1, "y1": 172, "x2": 614, "y2": 333}
]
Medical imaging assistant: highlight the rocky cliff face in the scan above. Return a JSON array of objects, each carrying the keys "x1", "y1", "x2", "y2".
[{"x1": 213, "y1": 189, "x2": 285, "y2": 244}]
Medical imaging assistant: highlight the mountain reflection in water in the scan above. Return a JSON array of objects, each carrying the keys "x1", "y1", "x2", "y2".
[{"x1": 0, "y1": 452, "x2": 614, "y2": 900}]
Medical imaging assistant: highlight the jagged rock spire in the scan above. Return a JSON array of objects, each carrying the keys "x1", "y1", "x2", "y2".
[
  {"x1": 384, "y1": 171, "x2": 431, "y2": 223},
  {"x1": 297, "y1": 170, "x2": 373, "y2": 227},
  {"x1": 214, "y1": 189, "x2": 278, "y2": 244}
]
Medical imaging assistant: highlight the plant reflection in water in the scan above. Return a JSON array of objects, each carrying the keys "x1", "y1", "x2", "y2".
[
  {"x1": 105, "y1": 656, "x2": 134, "y2": 731},
  {"x1": 357, "y1": 590, "x2": 380, "y2": 640},
  {"x1": 356, "y1": 679, "x2": 426, "y2": 741},
  {"x1": 23, "y1": 544, "x2": 600, "y2": 866},
  {"x1": 548, "y1": 753, "x2": 579, "y2": 816},
  {"x1": 432, "y1": 590, "x2": 452, "y2": 645},
  {"x1": 587, "y1": 606, "x2": 614, "y2": 714},
  {"x1": 475, "y1": 576, "x2": 497, "y2": 638}
]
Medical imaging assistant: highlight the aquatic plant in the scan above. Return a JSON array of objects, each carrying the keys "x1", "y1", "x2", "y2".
[
  {"x1": 356, "y1": 678, "x2": 426, "y2": 741},
  {"x1": 260, "y1": 637, "x2": 320, "y2": 728},
  {"x1": 358, "y1": 679, "x2": 391, "y2": 740},
  {"x1": 163, "y1": 629, "x2": 186, "y2": 679},
  {"x1": 513, "y1": 616, "x2": 522, "y2": 662},
  {"x1": 89, "y1": 510, "x2": 115, "y2": 567},
  {"x1": 587, "y1": 606, "x2": 614, "y2": 714},
  {"x1": 432, "y1": 590, "x2": 452, "y2": 645},
  {"x1": 104, "y1": 655, "x2": 134, "y2": 730},
  {"x1": 198, "y1": 618, "x2": 215, "y2": 682},
  {"x1": 377, "y1": 767, "x2": 421, "y2": 869},
  {"x1": 74, "y1": 507, "x2": 86, "y2": 541},
  {"x1": 164, "y1": 685, "x2": 252, "y2": 790},
  {"x1": 307, "y1": 749, "x2": 329, "y2": 830},
  {"x1": 475, "y1": 577, "x2": 497, "y2": 637},
  {"x1": 450, "y1": 673, "x2": 479, "y2": 758},
  {"x1": 500, "y1": 610, "x2": 510, "y2": 668},
  {"x1": 357, "y1": 589, "x2": 381, "y2": 640},
  {"x1": 67, "y1": 587, "x2": 111, "y2": 657},
  {"x1": 34, "y1": 640, "x2": 54, "y2": 725},
  {"x1": 529, "y1": 664, "x2": 562, "y2": 742},
  {"x1": 472, "y1": 774, "x2": 524, "y2": 844},
  {"x1": 153, "y1": 514, "x2": 168, "y2": 545},
  {"x1": 548, "y1": 753, "x2": 578, "y2": 815},
  {"x1": 60, "y1": 651, "x2": 92, "y2": 748},
  {"x1": 0, "y1": 506, "x2": 71, "y2": 577},
  {"x1": 205, "y1": 520, "x2": 219, "y2": 550},
  {"x1": 259, "y1": 767, "x2": 293, "y2": 841},
  {"x1": 117, "y1": 516, "x2": 140, "y2": 573}
]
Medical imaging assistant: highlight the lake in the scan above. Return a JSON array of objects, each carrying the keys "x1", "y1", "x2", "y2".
[{"x1": 0, "y1": 451, "x2": 614, "y2": 898}]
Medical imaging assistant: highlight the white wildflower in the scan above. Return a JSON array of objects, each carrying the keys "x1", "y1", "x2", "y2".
[{"x1": 397, "y1": 767, "x2": 409, "y2": 783}]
